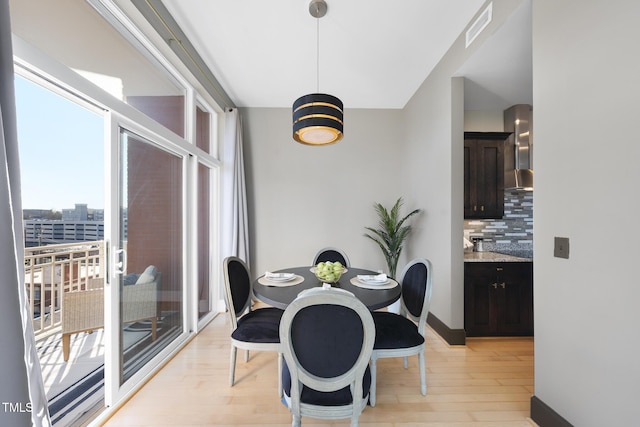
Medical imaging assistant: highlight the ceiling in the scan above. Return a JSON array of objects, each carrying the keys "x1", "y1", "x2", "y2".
[
  {"x1": 9, "y1": 0, "x2": 532, "y2": 111},
  {"x1": 159, "y1": 0, "x2": 530, "y2": 110},
  {"x1": 455, "y1": 0, "x2": 532, "y2": 110}
]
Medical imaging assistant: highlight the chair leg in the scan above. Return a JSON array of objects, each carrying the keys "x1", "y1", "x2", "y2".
[
  {"x1": 277, "y1": 352, "x2": 283, "y2": 397},
  {"x1": 62, "y1": 333, "x2": 71, "y2": 362},
  {"x1": 292, "y1": 414, "x2": 301, "y2": 427},
  {"x1": 150, "y1": 317, "x2": 157, "y2": 340},
  {"x1": 419, "y1": 350, "x2": 426, "y2": 396},
  {"x1": 369, "y1": 356, "x2": 378, "y2": 407},
  {"x1": 244, "y1": 349, "x2": 249, "y2": 362},
  {"x1": 404, "y1": 356, "x2": 409, "y2": 369},
  {"x1": 229, "y1": 345, "x2": 237, "y2": 386}
]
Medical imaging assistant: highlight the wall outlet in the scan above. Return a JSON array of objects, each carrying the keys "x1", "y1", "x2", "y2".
[{"x1": 554, "y1": 237, "x2": 570, "y2": 259}]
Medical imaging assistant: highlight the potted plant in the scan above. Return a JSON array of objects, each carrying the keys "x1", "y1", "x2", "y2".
[{"x1": 364, "y1": 197, "x2": 421, "y2": 279}]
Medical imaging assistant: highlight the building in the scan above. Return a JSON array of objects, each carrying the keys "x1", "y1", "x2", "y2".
[
  {"x1": 24, "y1": 204, "x2": 105, "y2": 246},
  {"x1": 24, "y1": 220, "x2": 104, "y2": 246}
]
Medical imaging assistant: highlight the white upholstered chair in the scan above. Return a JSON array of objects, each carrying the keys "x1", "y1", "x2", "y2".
[
  {"x1": 222, "y1": 256, "x2": 283, "y2": 394},
  {"x1": 280, "y1": 287, "x2": 374, "y2": 427},
  {"x1": 369, "y1": 258, "x2": 433, "y2": 406},
  {"x1": 312, "y1": 247, "x2": 350, "y2": 267}
]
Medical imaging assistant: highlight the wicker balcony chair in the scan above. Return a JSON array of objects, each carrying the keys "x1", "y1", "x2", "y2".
[{"x1": 61, "y1": 265, "x2": 160, "y2": 362}]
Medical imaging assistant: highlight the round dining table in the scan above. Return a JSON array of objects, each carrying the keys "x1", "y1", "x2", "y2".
[{"x1": 252, "y1": 266, "x2": 401, "y2": 311}]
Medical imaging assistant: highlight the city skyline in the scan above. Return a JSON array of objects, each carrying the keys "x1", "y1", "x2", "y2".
[{"x1": 23, "y1": 203, "x2": 103, "y2": 214}]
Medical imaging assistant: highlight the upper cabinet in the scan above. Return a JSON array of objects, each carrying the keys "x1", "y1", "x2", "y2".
[{"x1": 464, "y1": 132, "x2": 511, "y2": 219}]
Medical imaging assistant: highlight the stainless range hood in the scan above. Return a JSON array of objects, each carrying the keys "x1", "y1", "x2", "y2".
[{"x1": 504, "y1": 104, "x2": 533, "y2": 190}]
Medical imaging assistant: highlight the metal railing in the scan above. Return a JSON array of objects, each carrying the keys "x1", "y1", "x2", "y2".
[{"x1": 25, "y1": 241, "x2": 105, "y2": 337}]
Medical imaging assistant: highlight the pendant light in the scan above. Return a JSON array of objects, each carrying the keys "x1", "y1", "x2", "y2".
[{"x1": 292, "y1": 0, "x2": 343, "y2": 145}]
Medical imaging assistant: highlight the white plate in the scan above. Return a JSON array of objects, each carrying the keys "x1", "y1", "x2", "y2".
[
  {"x1": 350, "y1": 277, "x2": 397, "y2": 290},
  {"x1": 359, "y1": 278, "x2": 390, "y2": 285},
  {"x1": 265, "y1": 273, "x2": 295, "y2": 282},
  {"x1": 357, "y1": 275, "x2": 389, "y2": 285}
]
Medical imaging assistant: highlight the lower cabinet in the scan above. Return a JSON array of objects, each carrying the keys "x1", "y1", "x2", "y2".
[{"x1": 464, "y1": 262, "x2": 533, "y2": 337}]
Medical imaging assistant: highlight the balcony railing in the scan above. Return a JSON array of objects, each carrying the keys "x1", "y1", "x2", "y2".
[{"x1": 25, "y1": 241, "x2": 104, "y2": 337}]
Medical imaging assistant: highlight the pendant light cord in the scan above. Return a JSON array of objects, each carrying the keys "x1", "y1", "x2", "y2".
[{"x1": 316, "y1": 10, "x2": 320, "y2": 92}]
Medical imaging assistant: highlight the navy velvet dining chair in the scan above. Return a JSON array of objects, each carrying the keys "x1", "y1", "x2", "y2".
[
  {"x1": 312, "y1": 247, "x2": 350, "y2": 267},
  {"x1": 279, "y1": 287, "x2": 374, "y2": 426},
  {"x1": 222, "y1": 256, "x2": 283, "y2": 395},
  {"x1": 369, "y1": 258, "x2": 433, "y2": 406}
]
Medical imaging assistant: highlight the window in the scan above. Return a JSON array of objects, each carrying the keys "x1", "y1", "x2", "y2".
[{"x1": 10, "y1": 0, "x2": 187, "y2": 138}]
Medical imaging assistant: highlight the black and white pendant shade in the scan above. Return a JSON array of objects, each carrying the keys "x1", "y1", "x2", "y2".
[{"x1": 292, "y1": 93, "x2": 343, "y2": 145}]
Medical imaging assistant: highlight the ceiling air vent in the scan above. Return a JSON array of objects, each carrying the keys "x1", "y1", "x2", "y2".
[{"x1": 465, "y1": 2, "x2": 493, "y2": 48}]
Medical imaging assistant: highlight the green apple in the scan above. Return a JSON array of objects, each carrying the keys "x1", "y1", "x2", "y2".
[{"x1": 315, "y1": 261, "x2": 344, "y2": 282}]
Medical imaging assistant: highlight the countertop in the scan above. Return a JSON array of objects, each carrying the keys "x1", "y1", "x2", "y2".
[{"x1": 464, "y1": 251, "x2": 532, "y2": 262}]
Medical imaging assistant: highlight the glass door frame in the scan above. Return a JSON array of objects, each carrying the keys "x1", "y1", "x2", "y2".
[
  {"x1": 194, "y1": 156, "x2": 221, "y2": 330},
  {"x1": 104, "y1": 111, "x2": 194, "y2": 405}
]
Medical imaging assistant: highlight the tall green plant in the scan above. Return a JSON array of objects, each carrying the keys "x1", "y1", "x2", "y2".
[{"x1": 364, "y1": 197, "x2": 421, "y2": 279}]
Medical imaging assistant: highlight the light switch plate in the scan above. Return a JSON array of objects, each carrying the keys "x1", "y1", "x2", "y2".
[{"x1": 554, "y1": 237, "x2": 570, "y2": 259}]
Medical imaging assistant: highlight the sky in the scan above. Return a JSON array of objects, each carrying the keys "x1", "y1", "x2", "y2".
[{"x1": 14, "y1": 76, "x2": 104, "y2": 211}]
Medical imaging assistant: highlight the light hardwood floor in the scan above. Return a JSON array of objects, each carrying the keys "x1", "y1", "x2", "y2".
[{"x1": 102, "y1": 312, "x2": 537, "y2": 426}]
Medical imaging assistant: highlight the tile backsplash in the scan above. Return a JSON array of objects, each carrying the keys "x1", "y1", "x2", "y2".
[{"x1": 464, "y1": 190, "x2": 533, "y2": 252}]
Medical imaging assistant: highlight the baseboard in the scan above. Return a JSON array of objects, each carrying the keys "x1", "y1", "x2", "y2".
[
  {"x1": 426, "y1": 313, "x2": 466, "y2": 345},
  {"x1": 530, "y1": 395, "x2": 574, "y2": 427}
]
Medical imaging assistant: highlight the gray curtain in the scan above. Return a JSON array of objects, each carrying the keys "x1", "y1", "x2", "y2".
[
  {"x1": 221, "y1": 108, "x2": 250, "y2": 265},
  {"x1": 0, "y1": 0, "x2": 51, "y2": 424}
]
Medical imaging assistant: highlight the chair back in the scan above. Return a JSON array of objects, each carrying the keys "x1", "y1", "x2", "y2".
[
  {"x1": 222, "y1": 256, "x2": 253, "y2": 330},
  {"x1": 399, "y1": 258, "x2": 433, "y2": 336},
  {"x1": 312, "y1": 247, "x2": 350, "y2": 267},
  {"x1": 280, "y1": 287, "x2": 374, "y2": 418}
]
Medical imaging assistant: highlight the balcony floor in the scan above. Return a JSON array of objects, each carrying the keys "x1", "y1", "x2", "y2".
[{"x1": 37, "y1": 326, "x2": 157, "y2": 426}]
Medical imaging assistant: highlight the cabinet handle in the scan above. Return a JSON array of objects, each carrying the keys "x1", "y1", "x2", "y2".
[
  {"x1": 480, "y1": 205, "x2": 484, "y2": 211},
  {"x1": 491, "y1": 283, "x2": 498, "y2": 289},
  {"x1": 473, "y1": 205, "x2": 477, "y2": 211},
  {"x1": 500, "y1": 282, "x2": 506, "y2": 289},
  {"x1": 496, "y1": 267, "x2": 503, "y2": 272}
]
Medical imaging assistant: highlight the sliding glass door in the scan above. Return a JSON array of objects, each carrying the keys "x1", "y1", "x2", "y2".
[{"x1": 108, "y1": 126, "x2": 185, "y2": 397}]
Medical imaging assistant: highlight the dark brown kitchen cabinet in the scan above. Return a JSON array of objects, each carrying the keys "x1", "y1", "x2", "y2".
[
  {"x1": 464, "y1": 262, "x2": 533, "y2": 337},
  {"x1": 464, "y1": 132, "x2": 510, "y2": 219}
]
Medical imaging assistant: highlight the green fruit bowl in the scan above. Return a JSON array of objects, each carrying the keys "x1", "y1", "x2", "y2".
[{"x1": 311, "y1": 262, "x2": 347, "y2": 284}]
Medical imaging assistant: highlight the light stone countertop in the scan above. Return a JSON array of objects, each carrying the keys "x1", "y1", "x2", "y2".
[{"x1": 464, "y1": 251, "x2": 532, "y2": 262}]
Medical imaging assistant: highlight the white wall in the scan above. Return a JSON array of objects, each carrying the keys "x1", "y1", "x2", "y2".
[
  {"x1": 464, "y1": 109, "x2": 504, "y2": 132},
  {"x1": 241, "y1": 107, "x2": 404, "y2": 277},
  {"x1": 532, "y1": 1, "x2": 640, "y2": 425}
]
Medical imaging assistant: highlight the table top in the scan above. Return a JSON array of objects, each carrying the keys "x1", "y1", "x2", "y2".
[{"x1": 252, "y1": 266, "x2": 401, "y2": 311}]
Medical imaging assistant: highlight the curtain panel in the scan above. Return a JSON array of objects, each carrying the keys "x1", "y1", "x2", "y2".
[
  {"x1": 0, "y1": 0, "x2": 50, "y2": 424},
  {"x1": 221, "y1": 109, "x2": 250, "y2": 265}
]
